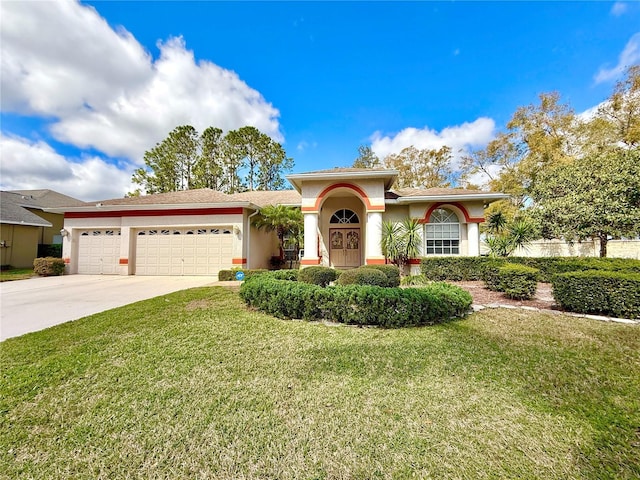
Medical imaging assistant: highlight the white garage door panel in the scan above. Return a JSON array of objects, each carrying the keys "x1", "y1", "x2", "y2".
[
  {"x1": 78, "y1": 230, "x2": 121, "y2": 275},
  {"x1": 135, "y1": 227, "x2": 233, "y2": 276}
]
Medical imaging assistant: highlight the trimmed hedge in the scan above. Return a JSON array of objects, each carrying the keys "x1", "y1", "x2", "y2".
[
  {"x1": 337, "y1": 268, "x2": 388, "y2": 287},
  {"x1": 218, "y1": 269, "x2": 272, "y2": 281},
  {"x1": 33, "y1": 257, "x2": 65, "y2": 276},
  {"x1": 239, "y1": 276, "x2": 472, "y2": 328},
  {"x1": 298, "y1": 266, "x2": 339, "y2": 287},
  {"x1": 552, "y1": 270, "x2": 640, "y2": 319},
  {"x1": 422, "y1": 256, "x2": 640, "y2": 283},
  {"x1": 359, "y1": 264, "x2": 401, "y2": 287},
  {"x1": 497, "y1": 264, "x2": 539, "y2": 300}
]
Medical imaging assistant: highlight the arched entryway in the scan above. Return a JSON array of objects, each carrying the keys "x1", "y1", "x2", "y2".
[
  {"x1": 328, "y1": 209, "x2": 361, "y2": 268},
  {"x1": 318, "y1": 192, "x2": 367, "y2": 268}
]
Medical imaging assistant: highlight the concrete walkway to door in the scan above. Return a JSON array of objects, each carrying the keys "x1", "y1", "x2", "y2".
[{"x1": 0, "y1": 275, "x2": 219, "y2": 341}]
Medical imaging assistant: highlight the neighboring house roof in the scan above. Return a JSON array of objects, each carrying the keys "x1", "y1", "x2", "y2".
[
  {"x1": 8, "y1": 189, "x2": 86, "y2": 208},
  {"x1": 1, "y1": 191, "x2": 53, "y2": 227}
]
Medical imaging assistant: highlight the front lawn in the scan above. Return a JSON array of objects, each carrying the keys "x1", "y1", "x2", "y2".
[
  {"x1": 0, "y1": 268, "x2": 35, "y2": 282},
  {"x1": 1, "y1": 286, "x2": 639, "y2": 479}
]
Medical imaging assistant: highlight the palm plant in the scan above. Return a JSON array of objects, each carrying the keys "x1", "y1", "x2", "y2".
[
  {"x1": 484, "y1": 212, "x2": 536, "y2": 257},
  {"x1": 381, "y1": 218, "x2": 422, "y2": 274},
  {"x1": 251, "y1": 205, "x2": 303, "y2": 263}
]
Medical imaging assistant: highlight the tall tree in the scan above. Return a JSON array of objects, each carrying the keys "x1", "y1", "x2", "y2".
[
  {"x1": 352, "y1": 145, "x2": 382, "y2": 168},
  {"x1": 131, "y1": 125, "x2": 293, "y2": 194},
  {"x1": 132, "y1": 125, "x2": 200, "y2": 194},
  {"x1": 192, "y1": 127, "x2": 225, "y2": 190},
  {"x1": 462, "y1": 92, "x2": 576, "y2": 207},
  {"x1": 225, "y1": 126, "x2": 292, "y2": 191},
  {"x1": 384, "y1": 145, "x2": 453, "y2": 188},
  {"x1": 530, "y1": 149, "x2": 640, "y2": 257},
  {"x1": 596, "y1": 64, "x2": 640, "y2": 149}
]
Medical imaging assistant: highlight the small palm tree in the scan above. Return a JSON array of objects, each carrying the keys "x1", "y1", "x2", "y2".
[
  {"x1": 251, "y1": 205, "x2": 303, "y2": 263},
  {"x1": 381, "y1": 218, "x2": 422, "y2": 274},
  {"x1": 485, "y1": 214, "x2": 536, "y2": 257}
]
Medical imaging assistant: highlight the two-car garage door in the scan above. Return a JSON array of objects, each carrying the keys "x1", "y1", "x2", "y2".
[{"x1": 135, "y1": 227, "x2": 233, "y2": 275}]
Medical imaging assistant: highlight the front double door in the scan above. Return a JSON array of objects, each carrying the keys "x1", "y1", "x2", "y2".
[{"x1": 329, "y1": 228, "x2": 361, "y2": 268}]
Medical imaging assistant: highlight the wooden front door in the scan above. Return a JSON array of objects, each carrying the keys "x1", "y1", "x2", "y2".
[{"x1": 329, "y1": 228, "x2": 361, "y2": 268}]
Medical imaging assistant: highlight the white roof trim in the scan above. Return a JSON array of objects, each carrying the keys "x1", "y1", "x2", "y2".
[
  {"x1": 388, "y1": 193, "x2": 510, "y2": 204},
  {"x1": 287, "y1": 170, "x2": 398, "y2": 191}
]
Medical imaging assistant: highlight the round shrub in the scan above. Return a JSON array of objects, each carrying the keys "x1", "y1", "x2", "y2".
[
  {"x1": 337, "y1": 267, "x2": 388, "y2": 287},
  {"x1": 33, "y1": 257, "x2": 65, "y2": 276},
  {"x1": 497, "y1": 264, "x2": 539, "y2": 300},
  {"x1": 359, "y1": 264, "x2": 401, "y2": 287},
  {"x1": 298, "y1": 266, "x2": 339, "y2": 287}
]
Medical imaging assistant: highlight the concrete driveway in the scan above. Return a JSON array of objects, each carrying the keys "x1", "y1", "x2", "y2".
[{"x1": 0, "y1": 275, "x2": 219, "y2": 341}]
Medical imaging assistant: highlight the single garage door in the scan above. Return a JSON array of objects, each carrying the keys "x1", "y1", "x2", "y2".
[
  {"x1": 135, "y1": 227, "x2": 233, "y2": 275},
  {"x1": 77, "y1": 229, "x2": 121, "y2": 274}
]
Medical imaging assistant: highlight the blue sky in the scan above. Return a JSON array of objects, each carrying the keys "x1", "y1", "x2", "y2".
[{"x1": 1, "y1": 1, "x2": 639, "y2": 200}]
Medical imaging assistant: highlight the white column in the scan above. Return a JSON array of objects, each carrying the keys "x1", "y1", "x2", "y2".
[
  {"x1": 302, "y1": 212, "x2": 319, "y2": 265},
  {"x1": 119, "y1": 226, "x2": 131, "y2": 275},
  {"x1": 467, "y1": 222, "x2": 480, "y2": 256},
  {"x1": 366, "y1": 212, "x2": 383, "y2": 262}
]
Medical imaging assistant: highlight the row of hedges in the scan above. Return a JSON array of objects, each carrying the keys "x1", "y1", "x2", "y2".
[
  {"x1": 421, "y1": 256, "x2": 640, "y2": 283},
  {"x1": 239, "y1": 275, "x2": 472, "y2": 328},
  {"x1": 552, "y1": 270, "x2": 640, "y2": 319}
]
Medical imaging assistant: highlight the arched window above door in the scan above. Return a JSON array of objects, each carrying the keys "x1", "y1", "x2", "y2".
[{"x1": 330, "y1": 209, "x2": 360, "y2": 224}]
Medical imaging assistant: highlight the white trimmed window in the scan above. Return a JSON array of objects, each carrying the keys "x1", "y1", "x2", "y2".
[{"x1": 425, "y1": 208, "x2": 460, "y2": 255}]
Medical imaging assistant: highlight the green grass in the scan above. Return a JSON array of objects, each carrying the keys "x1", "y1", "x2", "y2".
[
  {"x1": 0, "y1": 268, "x2": 35, "y2": 282},
  {"x1": 1, "y1": 286, "x2": 639, "y2": 479}
]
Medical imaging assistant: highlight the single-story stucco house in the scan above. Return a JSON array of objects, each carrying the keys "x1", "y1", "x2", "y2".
[
  {"x1": 1, "y1": 190, "x2": 85, "y2": 268},
  {"x1": 50, "y1": 168, "x2": 507, "y2": 276}
]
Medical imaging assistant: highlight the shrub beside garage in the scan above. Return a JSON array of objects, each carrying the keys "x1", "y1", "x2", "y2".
[{"x1": 33, "y1": 257, "x2": 65, "y2": 276}]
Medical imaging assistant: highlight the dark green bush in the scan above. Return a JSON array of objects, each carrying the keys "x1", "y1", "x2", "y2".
[
  {"x1": 359, "y1": 264, "x2": 401, "y2": 287},
  {"x1": 33, "y1": 257, "x2": 65, "y2": 276},
  {"x1": 552, "y1": 270, "x2": 640, "y2": 319},
  {"x1": 268, "y1": 269, "x2": 299, "y2": 281},
  {"x1": 497, "y1": 264, "x2": 539, "y2": 300},
  {"x1": 422, "y1": 256, "x2": 640, "y2": 283},
  {"x1": 218, "y1": 270, "x2": 235, "y2": 281},
  {"x1": 298, "y1": 266, "x2": 339, "y2": 287},
  {"x1": 239, "y1": 276, "x2": 472, "y2": 327},
  {"x1": 337, "y1": 268, "x2": 388, "y2": 287},
  {"x1": 421, "y1": 257, "x2": 495, "y2": 281}
]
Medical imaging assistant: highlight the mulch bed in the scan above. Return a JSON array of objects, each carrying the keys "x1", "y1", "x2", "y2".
[{"x1": 450, "y1": 281, "x2": 559, "y2": 311}]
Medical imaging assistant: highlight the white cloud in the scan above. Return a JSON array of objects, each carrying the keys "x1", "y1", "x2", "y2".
[
  {"x1": 595, "y1": 32, "x2": 640, "y2": 84},
  {"x1": 0, "y1": 135, "x2": 135, "y2": 201},
  {"x1": 0, "y1": 0, "x2": 282, "y2": 164},
  {"x1": 370, "y1": 117, "x2": 495, "y2": 160},
  {"x1": 370, "y1": 117, "x2": 496, "y2": 187},
  {"x1": 611, "y1": 2, "x2": 628, "y2": 16}
]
